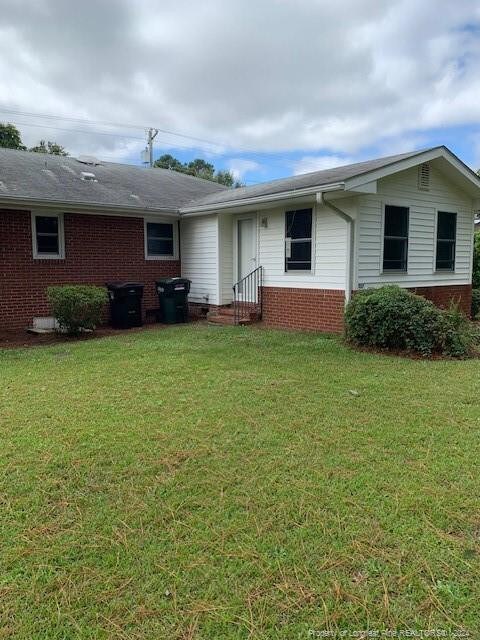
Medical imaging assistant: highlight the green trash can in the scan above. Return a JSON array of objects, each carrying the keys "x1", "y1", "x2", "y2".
[{"x1": 155, "y1": 278, "x2": 191, "y2": 324}]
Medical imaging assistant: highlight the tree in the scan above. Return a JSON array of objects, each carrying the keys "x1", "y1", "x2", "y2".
[
  {"x1": 154, "y1": 153, "x2": 243, "y2": 187},
  {"x1": 29, "y1": 139, "x2": 68, "y2": 156},
  {"x1": 216, "y1": 170, "x2": 243, "y2": 188},
  {"x1": 0, "y1": 123, "x2": 26, "y2": 150},
  {"x1": 153, "y1": 154, "x2": 185, "y2": 172},
  {"x1": 473, "y1": 231, "x2": 480, "y2": 289},
  {"x1": 186, "y1": 158, "x2": 215, "y2": 180}
]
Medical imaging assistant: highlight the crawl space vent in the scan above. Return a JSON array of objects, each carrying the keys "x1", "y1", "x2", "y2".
[{"x1": 418, "y1": 163, "x2": 430, "y2": 191}]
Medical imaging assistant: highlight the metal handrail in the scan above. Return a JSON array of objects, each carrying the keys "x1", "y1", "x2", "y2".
[{"x1": 232, "y1": 266, "x2": 263, "y2": 325}]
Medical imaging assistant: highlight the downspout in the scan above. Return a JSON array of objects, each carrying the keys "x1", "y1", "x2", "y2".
[{"x1": 317, "y1": 192, "x2": 355, "y2": 304}]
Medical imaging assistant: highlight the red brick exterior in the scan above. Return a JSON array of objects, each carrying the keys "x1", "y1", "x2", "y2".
[
  {"x1": 261, "y1": 286, "x2": 346, "y2": 333},
  {"x1": 409, "y1": 284, "x2": 472, "y2": 317},
  {"x1": 0, "y1": 209, "x2": 180, "y2": 330},
  {"x1": 261, "y1": 284, "x2": 473, "y2": 334}
]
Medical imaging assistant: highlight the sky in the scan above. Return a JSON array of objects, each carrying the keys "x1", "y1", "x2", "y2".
[{"x1": 1, "y1": 0, "x2": 480, "y2": 185}]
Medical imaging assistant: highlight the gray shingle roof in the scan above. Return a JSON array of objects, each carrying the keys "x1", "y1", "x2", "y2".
[
  {"x1": 0, "y1": 148, "x2": 226, "y2": 211},
  {"x1": 183, "y1": 148, "x2": 440, "y2": 209}
]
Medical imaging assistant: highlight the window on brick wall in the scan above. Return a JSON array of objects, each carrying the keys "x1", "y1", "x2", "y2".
[
  {"x1": 435, "y1": 211, "x2": 456, "y2": 271},
  {"x1": 144, "y1": 219, "x2": 177, "y2": 259},
  {"x1": 285, "y1": 209, "x2": 312, "y2": 271},
  {"x1": 383, "y1": 205, "x2": 409, "y2": 271},
  {"x1": 32, "y1": 212, "x2": 65, "y2": 259}
]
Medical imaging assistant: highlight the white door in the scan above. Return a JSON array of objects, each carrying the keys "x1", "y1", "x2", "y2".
[{"x1": 236, "y1": 217, "x2": 257, "y2": 299}]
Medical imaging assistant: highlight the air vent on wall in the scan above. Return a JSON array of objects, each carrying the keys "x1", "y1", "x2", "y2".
[{"x1": 418, "y1": 163, "x2": 430, "y2": 191}]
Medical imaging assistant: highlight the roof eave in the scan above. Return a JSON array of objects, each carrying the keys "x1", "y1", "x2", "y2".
[
  {"x1": 0, "y1": 195, "x2": 180, "y2": 217},
  {"x1": 180, "y1": 182, "x2": 346, "y2": 215}
]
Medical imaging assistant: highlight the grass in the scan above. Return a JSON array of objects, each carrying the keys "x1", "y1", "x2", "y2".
[{"x1": 0, "y1": 324, "x2": 479, "y2": 638}]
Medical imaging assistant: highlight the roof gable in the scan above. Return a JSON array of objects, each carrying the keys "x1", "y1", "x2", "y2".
[{"x1": 180, "y1": 146, "x2": 480, "y2": 213}]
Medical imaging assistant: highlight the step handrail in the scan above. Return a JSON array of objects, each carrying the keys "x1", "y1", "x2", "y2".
[{"x1": 232, "y1": 266, "x2": 263, "y2": 325}]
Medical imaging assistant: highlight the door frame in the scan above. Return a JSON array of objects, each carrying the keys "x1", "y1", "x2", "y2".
[{"x1": 233, "y1": 213, "x2": 258, "y2": 289}]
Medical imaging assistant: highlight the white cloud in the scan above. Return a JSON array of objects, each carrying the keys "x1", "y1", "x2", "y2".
[
  {"x1": 293, "y1": 155, "x2": 355, "y2": 176},
  {"x1": 0, "y1": 0, "x2": 479, "y2": 162},
  {"x1": 227, "y1": 159, "x2": 261, "y2": 180}
]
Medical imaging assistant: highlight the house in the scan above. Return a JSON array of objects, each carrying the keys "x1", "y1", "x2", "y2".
[
  {"x1": 0, "y1": 145, "x2": 478, "y2": 333},
  {"x1": 0, "y1": 149, "x2": 225, "y2": 330}
]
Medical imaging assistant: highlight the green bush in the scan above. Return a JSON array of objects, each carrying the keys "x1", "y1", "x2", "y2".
[
  {"x1": 472, "y1": 289, "x2": 480, "y2": 320},
  {"x1": 47, "y1": 285, "x2": 107, "y2": 335},
  {"x1": 473, "y1": 233, "x2": 480, "y2": 289},
  {"x1": 435, "y1": 303, "x2": 478, "y2": 357},
  {"x1": 345, "y1": 285, "x2": 477, "y2": 358}
]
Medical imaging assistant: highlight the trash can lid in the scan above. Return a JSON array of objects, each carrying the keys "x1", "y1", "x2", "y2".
[
  {"x1": 155, "y1": 277, "x2": 191, "y2": 285},
  {"x1": 106, "y1": 281, "x2": 144, "y2": 290}
]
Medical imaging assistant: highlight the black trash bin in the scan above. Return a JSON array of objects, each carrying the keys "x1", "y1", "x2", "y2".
[
  {"x1": 155, "y1": 277, "x2": 191, "y2": 324},
  {"x1": 107, "y1": 282, "x2": 144, "y2": 329}
]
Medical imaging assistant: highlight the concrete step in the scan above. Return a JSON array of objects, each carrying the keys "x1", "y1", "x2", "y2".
[
  {"x1": 207, "y1": 310, "x2": 253, "y2": 326},
  {"x1": 207, "y1": 312, "x2": 235, "y2": 325}
]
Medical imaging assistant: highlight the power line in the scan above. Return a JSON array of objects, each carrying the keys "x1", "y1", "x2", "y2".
[
  {"x1": 0, "y1": 107, "x2": 224, "y2": 150},
  {"x1": 0, "y1": 105, "x2": 306, "y2": 161},
  {"x1": 0, "y1": 106, "x2": 299, "y2": 181},
  {"x1": 6, "y1": 119, "x2": 145, "y2": 141}
]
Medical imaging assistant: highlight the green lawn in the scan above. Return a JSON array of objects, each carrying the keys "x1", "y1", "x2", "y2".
[{"x1": 1, "y1": 325, "x2": 479, "y2": 638}]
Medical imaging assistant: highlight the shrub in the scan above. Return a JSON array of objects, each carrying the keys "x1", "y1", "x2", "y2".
[
  {"x1": 47, "y1": 285, "x2": 107, "y2": 335},
  {"x1": 435, "y1": 303, "x2": 478, "y2": 358},
  {"x1": 472, "y1": 288, "x2": 480, "y2": 320},
  {"x1": 473, "y1": 233, "x2": 480, "y2": 289},
  {"x1": 345, "y1": 285, "x2": 477, "y2": 358}
]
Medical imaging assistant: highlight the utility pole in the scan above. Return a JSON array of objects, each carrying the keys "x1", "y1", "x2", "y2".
[{"x1": 147, "y1": 128, "x2": 159, "y2": 168}]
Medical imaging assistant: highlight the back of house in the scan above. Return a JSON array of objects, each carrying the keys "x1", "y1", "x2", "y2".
[
  {"x1": 0, "y1": 145, "x2": 478, "y2": 332},
  {"x1": 180, "y1": 146, "x2": 479, "y2": 331}
]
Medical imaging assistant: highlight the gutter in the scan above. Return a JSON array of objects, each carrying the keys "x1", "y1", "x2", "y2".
[
  {"x1": 180, "y1": 182, "x2": 345, "y2": 216},
  {"x1": 0, "y1": 196, "x2": 179, "y2": 218},
  {"x1": 318, "y1": 192, "x2": 355, "y2": 304}
]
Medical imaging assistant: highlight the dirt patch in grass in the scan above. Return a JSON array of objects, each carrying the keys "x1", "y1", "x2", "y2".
[{"x1": 0, "y1": 322, "x2": 199, "y2": 349}]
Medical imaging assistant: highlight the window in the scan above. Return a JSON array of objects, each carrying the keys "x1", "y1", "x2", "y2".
[
  {"x1": 32, "y1": 212, "x2": 64, "y2": 259},
  {"x1": 285, "y1": 208, "x2": 312, "y2": 271},
  {"x1": 436, "y1": 211, "x2": 456, "y2": 271},
  {"x1": 383, "y1": 205, "x2": 409, "y2": 271},
  {"x1": 145, "y1": 220, "x2": 176, "y2": 259}
]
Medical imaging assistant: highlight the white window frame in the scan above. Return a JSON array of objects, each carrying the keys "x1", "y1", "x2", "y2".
[
  {"x1": 381, "y1": 202, "x2": 409, "y2": 273},
  {"x1": 31, "y1": 211, "x2": 65, "y2": 260},
  {"x1": 434, "y1": 209, "x2": 457, "y2": 273},
  {"x1": 144, "y1": 217, "x2": 178, "y2": 261},
  {"x1": 284, "y1": 207, "x2": 315, "y2": 274}
]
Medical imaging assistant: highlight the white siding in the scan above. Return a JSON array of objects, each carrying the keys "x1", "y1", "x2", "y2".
[
  {"x1": 218, "y1": 213, "x2": 234, "y2": 304},
  {"x1": 180, "y1": 215, "x2": 219, "y2": 305},
  {"x1": 258, "y1": 204, "x2": 348, "y2": 290},
  {"x1": 356, "y1": 165, "x2": 474, "y2": 288}
]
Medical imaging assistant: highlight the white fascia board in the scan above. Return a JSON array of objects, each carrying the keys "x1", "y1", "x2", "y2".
[
  {"x1": 180, "y1": 182, "x2": 345, "y2": 216},
  {"x1": 345, "y1": 180, "x2": 377, "y2": 194},
  {"x1": 0, "y1": 197, "x2": 179, "y2": 218}
]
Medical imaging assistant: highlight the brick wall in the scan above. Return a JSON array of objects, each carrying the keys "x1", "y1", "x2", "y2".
[
  {"x1": 0, "y1": 209, "x2": 180, "y2": 330},
  {"x1": 261, "y1": 286, "x2": 345, "y2": 333},
  {"x1": 260, "y1": 284, "x2": 472, "y2": 334},
  {"x1": 409, "y1": 284, "x2": 472, "y2": 317}
]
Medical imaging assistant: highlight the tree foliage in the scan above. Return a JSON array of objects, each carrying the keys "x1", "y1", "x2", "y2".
[
  {"x1": 0, "y1": 123, "x2": 69, "y2": 155},
  {"x1": 0, "y1": 123, "x2": 26, "y2": 150},
  {"x1": 473, "y1": 231, "x2": 480, "y2": 289},
  {"x1": 29, "y1": 139, "x2": 69, "y2": 156},
  {"x1": 154, "y1": 153, "x2": 243, "y2": 187}
]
